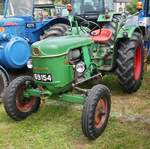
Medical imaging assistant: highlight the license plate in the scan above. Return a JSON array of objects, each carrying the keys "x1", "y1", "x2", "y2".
[{"x1": 34, "y1": 73, "x2": 52, "y2": 82}]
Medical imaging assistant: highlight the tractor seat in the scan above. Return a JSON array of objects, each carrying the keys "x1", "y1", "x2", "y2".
[{"x1": 91, "y1": 29, "x2": 113, "y2": 44}]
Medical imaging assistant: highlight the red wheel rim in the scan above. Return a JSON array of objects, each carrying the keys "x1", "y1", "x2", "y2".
[
  {"x1": 134, "y1": 47, "x2": 142, "y2": 81},
  {"x1": 16, "y1": 85, "x2": 36, "y2": 112},
  {"x1": 95, "y1": 98, "x2": 108, "y2": 129}
]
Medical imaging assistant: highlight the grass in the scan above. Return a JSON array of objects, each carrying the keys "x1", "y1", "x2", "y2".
[{"x1": 0, "y1": 67, "x2": 150, "y2": 149}]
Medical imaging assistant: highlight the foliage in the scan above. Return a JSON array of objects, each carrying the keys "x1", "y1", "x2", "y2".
[
  {"x1": 52, "y1": 0, "x2": 68, "y2": 4},
  {"x1": 127, "y1": 0, "x2": 138, "y2": 14}
]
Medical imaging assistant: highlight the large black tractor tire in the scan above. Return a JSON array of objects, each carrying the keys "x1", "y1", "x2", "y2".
[
  {"x1": 0, "y1": 70, "x2": 10, "y2": 99},
  {"x1": 81, "y1": 84, "x2": 111, "y2": 140},
  {"x1": 3, "y1": 76, "x2": 41, "y2": 121},
  {"x1": 116, "y1": 32, "x2": 144, "y2": 93},
  {"x1": 41, "y1": 23, "x2": 69, "y2": 39}
]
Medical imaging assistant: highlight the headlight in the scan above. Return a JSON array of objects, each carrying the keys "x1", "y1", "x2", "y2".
[
  {"x1": 76, "y1": 61, "x2": 85, "y2": 73},
  {"x1": 27, "y1": 59, "x2": 33, "y2": 69},
  {"x1": 33, "y1": 48, "x2": 40, "y2": 56}
]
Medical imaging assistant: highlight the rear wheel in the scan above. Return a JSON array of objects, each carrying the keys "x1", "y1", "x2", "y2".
[
  {"x1": 81, "y1": 84, "x2": 111, "y2": 140},
  {"x1": 0, "y1": 70, "x2": 9, "y2": 99},
  {"x1": 3, "y1": 76, "x2": 41, "y2": 121},
  {"x1": 116, "y1": 32, "x2": 144, "y2": 93},
  {"x1": 41, "y1": 23, "x2": 69, "y2": 39}
]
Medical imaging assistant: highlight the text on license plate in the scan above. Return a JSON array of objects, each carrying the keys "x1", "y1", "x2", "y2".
[{"x1": 34, "y1": 74, "x2": 52, "y2": 82}]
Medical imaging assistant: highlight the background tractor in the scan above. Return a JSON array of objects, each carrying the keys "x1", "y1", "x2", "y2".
[
  {"x1": 0, "y1": 0, "x2": 69, "y2": 98},
  {"x1": 137, "y1": 0, "x2": 150, "y2": 56}
]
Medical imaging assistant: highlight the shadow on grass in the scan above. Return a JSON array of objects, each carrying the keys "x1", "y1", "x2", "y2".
[
  {"x1": 0, "y1": 101, "x2": 81, "y2": 127},
  {"x1": 80, "y1": 74, "x2": 124, "y2": 96}
]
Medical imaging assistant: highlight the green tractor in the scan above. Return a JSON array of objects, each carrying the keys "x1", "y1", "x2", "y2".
[{"x1": 2, "y1": 0, "x2": 145, "y2": 140}]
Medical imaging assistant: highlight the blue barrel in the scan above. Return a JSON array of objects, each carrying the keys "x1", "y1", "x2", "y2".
[{"x1": 0, "y1": 34, "x2": 31, "y2": 69}]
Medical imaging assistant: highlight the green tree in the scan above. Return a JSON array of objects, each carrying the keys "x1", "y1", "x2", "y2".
[{"x1": 127, "y1": 0, "x2": 138, "y2": 14}]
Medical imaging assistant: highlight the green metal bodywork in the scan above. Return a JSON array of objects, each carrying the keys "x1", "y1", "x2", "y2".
[
  {"x1": 32, "y1": 56, "x2": 74, "y2": 92},
  {"x1": 32, "y1": 35, "x2": 93, "y2": 56},
  {"x1": 59, "y1": 94, "x2": 84, "y2": 104},
  {"x1": 32, "y1": 35, "x2": 93, "y2": 92},
  {"x1": 97, "y1": 12, "x2": 114, "y2": 22},
  {"x1": 25, "y1": 35, "x2": 94, "y2": 103}
]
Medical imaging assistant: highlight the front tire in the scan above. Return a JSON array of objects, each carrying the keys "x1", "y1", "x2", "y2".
[
  {"x1": 81, "y1": 84, "x2": 111, "y2": 140},
  {"x1": 3, "y1": 76, "x2": 41, "y2": 121},
  {"x1": 116, "y1": 32, "x2": 144, "y2": 93}
]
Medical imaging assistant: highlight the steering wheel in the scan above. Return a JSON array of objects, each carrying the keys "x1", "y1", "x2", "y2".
[
  {"x1": 81, "y1": 20, "x2": 101, "y2": 35},
  {"x1": 75, "y1": 16, "x2": 101, "y2": 35}
]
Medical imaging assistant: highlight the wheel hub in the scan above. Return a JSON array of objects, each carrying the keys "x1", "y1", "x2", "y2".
[
  {"x1": 16, "y1": 85, "x2": 36, "y2": 112},
  {"x1": 95, "y1": 98, "x2": 107, "y2": 128}
]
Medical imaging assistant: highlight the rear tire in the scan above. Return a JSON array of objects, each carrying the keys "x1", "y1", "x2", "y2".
[
  {"x1": 116, "y1": 32, "x2": 144, "y2": 93},
  {"x1": 0, "y1": 70, "x2": 9, "y2": 99},
  {"x1": 3, "y1": 76, "x2": 41, "y2": 121},
  {"x1": 81, "y1": 84, "x2": 111, "y2": 140},
  {"x1": 41, "y1": 23, "x2": 69, "y2": 39}
]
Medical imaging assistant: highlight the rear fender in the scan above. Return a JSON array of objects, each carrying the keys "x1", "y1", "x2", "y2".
[
  {"x1": 117, "y1": 25, "x2": 144, "y2": 39},
  {"x1": 113, "y1": 26, "x2": 143, "y2": 69}
]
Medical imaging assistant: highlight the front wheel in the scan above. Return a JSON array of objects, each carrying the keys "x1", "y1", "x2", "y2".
[
  {"x1": 81, "y1": 84, "x2": 111, "y2": 140},
  {"x1": 3, "y1": 76, "x2": 41, "y2": 121}
]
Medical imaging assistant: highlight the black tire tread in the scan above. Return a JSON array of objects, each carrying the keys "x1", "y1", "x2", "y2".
[
  {"x1": 0, "y1": 69, "x2": 9, "y2": 98},
  {"x1": 41, "y1": 23, "x2": 68, "y2": 39},
  {"x1": 116, "y1": 32, "x2": 144, "y2": 93},
  {"x1": 81, "y1": 84, "x2": 111, "y2": 140}
]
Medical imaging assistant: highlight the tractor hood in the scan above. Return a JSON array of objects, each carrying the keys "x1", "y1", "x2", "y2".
[
  {"x1": 32, "y1": 35, "x2": 93, "y2": 56},
  {"x1": 0, "y1": 18, "x2": 25, "y2": 26}
]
